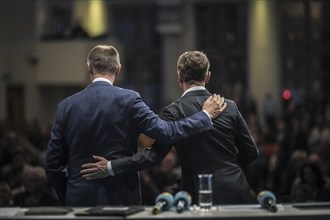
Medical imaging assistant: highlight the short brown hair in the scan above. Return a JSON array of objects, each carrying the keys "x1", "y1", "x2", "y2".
[{"x1": 177, "y1": 51, "x2": 210, "y2": 83}]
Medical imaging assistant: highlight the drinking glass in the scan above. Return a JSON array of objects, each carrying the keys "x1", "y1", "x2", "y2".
[{"x1": 198, "y1": 174, "x2": 213, "y2": 211}]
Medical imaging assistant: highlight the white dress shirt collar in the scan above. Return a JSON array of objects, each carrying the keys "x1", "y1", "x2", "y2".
[
  {"x1": 92, "y1": 77, "x2": 113, "y2": 85},
  {"x1": 181, "y1": 86, "x2": 206, "y2": 97}
]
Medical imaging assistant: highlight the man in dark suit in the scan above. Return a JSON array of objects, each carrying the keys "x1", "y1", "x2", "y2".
[
  {"x1": 45, "y1": 45, "x2": 226, "y2": 206},
  {"x1": 81, "y1": 51, "x2": 259, "y2": 205}
]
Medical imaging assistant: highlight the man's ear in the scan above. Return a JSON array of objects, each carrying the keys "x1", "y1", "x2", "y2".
[
  {"x1": 204, "y1": 71, "x2": 211, "y2": 84},
  {"x1": 178, "y1": 74, "x2": 183, "y2": 84},
  {"x1": 87, "y1": 62, "x2": 93, "y2": 76},
  {"x1": 114, "y1": 65, "x2": 121, "y2": 76}
]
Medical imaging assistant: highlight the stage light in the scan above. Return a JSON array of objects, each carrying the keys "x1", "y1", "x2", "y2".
[{"x1": 282, "y1": 89, "x2": 292, "y2": 101}]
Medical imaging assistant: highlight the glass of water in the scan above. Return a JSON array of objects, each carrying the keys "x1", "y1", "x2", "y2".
[{"x1": 198, "y1": 174, "x2": 213, "y2": 211}]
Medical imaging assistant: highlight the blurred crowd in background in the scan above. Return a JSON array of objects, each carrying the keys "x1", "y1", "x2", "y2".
[{"x1": 0, "y1": 90, "x2": 329, "y2": 206}]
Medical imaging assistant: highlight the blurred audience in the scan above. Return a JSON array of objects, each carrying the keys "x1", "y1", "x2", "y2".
[
  {"x1": 0, "y1": 181, "x2": 13, "y2": 206},
  {"x1": 263, "y1": 93, "x2": 279, "y2": 131},
  {"x1": 0, "y1": 92, "x2": 329, "y2": 206},
  {"x1": 291, "y1": 183, "x2": 314, "y2": 203},
  {"x1": 14, "y1": 166, "x2": 59, "y2": 206},
  {"x1": 291, "y1": 162, "x2": 330, "y2": 202},
  {"x1": 281, "y1": 149, "x2": 308, "y2": 196}
]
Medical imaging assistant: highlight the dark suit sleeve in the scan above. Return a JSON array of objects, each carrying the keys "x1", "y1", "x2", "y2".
[
  {"x1": 45, "y1": 103, "x2": 68, "y2": 205},
  {"x1": 234, "y1": 103, "x2": 259, "y2": 167},
  {"x1": 112, "y1": 106, "x2": 177, "y2": 175},
  {"x1": 111, "y1": 143, "x2": 171, "y2": 175},
  {"x1": 131, "y1": 93, "x2": 212, "y2": 144}
]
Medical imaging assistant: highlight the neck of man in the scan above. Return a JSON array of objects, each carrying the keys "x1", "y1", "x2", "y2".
[
  {"x1": 182, "y1": 82, "x2": 205, "y2": 92},
  {"x1": 92, "y1": 73, "x2": 115, "y2": 84}
]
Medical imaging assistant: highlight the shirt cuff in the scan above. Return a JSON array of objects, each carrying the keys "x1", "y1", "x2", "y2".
[
  {"x1": 107, "y1": 161, "x2": 115, "y2": 176},
  {"x1": 202, "y1": 110, "x2": 213, "y2": 125}
]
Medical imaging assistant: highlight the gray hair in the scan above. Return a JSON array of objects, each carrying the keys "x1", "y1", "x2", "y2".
[{"x1": 87, "y1": 45, "x2": 121, "y2": 74}]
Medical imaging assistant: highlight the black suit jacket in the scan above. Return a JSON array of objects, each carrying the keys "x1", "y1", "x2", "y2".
[
  {"x1": 45, "y1": 82, "x2": 213, "y2": 206},
  {"x1": 112, "y1": 89, "x2": 259, "y2": 204}
]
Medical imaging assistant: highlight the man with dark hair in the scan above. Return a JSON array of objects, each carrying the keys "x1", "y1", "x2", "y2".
[{"x1": 45, "y1": 45, "x2": 226, "y2": 206}]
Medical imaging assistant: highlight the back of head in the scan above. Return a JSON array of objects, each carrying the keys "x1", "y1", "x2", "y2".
[
  {"x1": 87, "y1": 45, "x2": 121, "y2": 74},
  {"x1": 177, "y1": 51, "x2": 210, "y2": 84},
  {"x1": 23, "y1": 166, "x2": 48, "y2": 193},
  {"x1": 300, "y1": 162, "x2": 324, "y2": 187}
]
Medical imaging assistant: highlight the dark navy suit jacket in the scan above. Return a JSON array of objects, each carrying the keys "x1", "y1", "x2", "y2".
[
  {"x1": 111, "y1": 89, "x2": 259, "y2": 204},
  {"x1": 45, "y1": 81, "x2": 212, "y2": 206}
]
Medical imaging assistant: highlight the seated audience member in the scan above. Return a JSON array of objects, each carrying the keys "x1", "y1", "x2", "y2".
[
  {"x1": 14, "y1": 166, "x2": 59, "y2": 206},
  {"x1": 291, "y1": 162, "x2": 330, "y2": 202},
  {"x1": 0, "y1": 181, "x2": 13, "y2": 206},
  {"x1": 291, "y1": 183, "x2": 314, "y2": 203}
]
